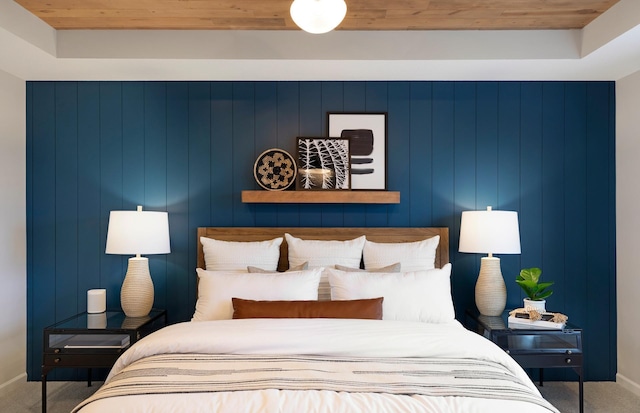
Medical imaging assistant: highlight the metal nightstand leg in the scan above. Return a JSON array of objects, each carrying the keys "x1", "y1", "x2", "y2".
[
  {"x1": 41, "y1": 365, "x2": 51, "y2": 413},
  {"x1": 576, "y1": 366, "x2": 584, "y2": 413}
]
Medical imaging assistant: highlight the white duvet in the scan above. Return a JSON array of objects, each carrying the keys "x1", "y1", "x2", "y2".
[{"x1": 76, "y1": 318, "x2": 559, "y2": 413}]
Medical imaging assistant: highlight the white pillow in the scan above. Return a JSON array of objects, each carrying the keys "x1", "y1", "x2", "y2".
[
  {"x1": 193, "y1": 268, "x2": 322, "y2": 321},
  {"x1": 327, "y1": 263, "x2": 454, "y2": 323},
  {"x1": 285, "y1": 233, "x2": 366, "y2": 268},
  {"x1": 200, "y1": 237, "x2": 283, "y2": 271},
  {"x1": 363, "y1": 236, "x2": 440, "y2": 272},
  {"x1": 285, "y1": 233, "x2": 366, "y2": 301}
]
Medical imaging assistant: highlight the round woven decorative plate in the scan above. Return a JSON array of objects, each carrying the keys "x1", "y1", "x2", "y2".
[{"x1": 253, "y1": 148, "x2": 297, "y2": 191}]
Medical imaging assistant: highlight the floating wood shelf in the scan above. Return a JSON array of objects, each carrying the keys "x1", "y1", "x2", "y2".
[{"x1": 241, "y1": 190, "x2": 400, "y2": 204}]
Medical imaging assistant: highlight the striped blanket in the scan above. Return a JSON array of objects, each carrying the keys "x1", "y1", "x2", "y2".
[{"x1": 73, "y1": 353, "x2": 559, "y2": 412}]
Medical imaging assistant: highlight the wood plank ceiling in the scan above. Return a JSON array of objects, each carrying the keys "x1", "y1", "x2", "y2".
[{"x1": 15, "y1": 0, "x2": 619, "y2": 31}]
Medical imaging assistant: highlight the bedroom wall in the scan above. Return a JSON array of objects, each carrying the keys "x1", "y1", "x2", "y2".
[
  {"x1": 616, "y1": 69, "x2": 640, "y2": 395},
  {"x1": 0, "y1": 70, "x2": 26, "y2": 387},
  {"x1": 26, "y1": 80, "x2": 616, "y2": 382}
]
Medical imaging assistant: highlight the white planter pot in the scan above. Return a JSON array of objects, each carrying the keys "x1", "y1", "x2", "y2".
[{"x1": 523, "y1": 298, "x2": 546, "y2": 313}]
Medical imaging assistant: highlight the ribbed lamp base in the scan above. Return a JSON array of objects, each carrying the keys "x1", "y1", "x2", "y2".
[
  {"x1": 475, "y1": 256, "x2": 507, "y2": 316},
  {"x1": 121, "y1": 257, "x2": 154, "y2": 318}
]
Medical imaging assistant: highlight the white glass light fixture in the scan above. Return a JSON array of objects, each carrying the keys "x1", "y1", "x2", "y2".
[
  {"x1": 290, "y1": 0, "x2": 347, "y2": 34},
  {"x1": 105, "y1": 206, "x2": 170, "y2": 317},
  {"x1": 459, "y1": 206, "x2": 521, "y2": 316}
]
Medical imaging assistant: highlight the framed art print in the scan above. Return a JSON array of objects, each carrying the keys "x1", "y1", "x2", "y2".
[
  {"x1": 296, "y1": 137, "x2": 350, "y2": 190},
  {"x1": 328, "y1": 112, "x2": 387, "y2": 190}
]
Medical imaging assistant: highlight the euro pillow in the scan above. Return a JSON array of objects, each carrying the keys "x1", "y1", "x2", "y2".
[
  {"x1": 193, "y1": 268, "x2": 322, "y2": 321},
  {"x1": 363, "y1": 236, "x2": 440, "y2": 272},
  {"x1": 285, "y1": 233, "x2": 366, "y2": 301},
  {"x1": 285, "y1": 233, "x2": 366, "y2": 268},
  {"x1": 231, "y1": 297, "x2": 383, "y2": 320},
  {"x1": 334, "y1": 263, "x2": 401, "y2": 272},
  {"x1": 327, "y1": 263, "x2": 454, "y2": 323},
  {"x1": 200, "y1": 237, "x2": 283, "y2": 271},
  {"x1": 247, "y1": 261, "x2": 309, "y2": 273}
]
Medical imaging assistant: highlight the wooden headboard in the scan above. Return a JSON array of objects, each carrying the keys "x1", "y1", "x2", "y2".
[{"x1": 197, "y1": 227, "x2": 449, "y2": 271}]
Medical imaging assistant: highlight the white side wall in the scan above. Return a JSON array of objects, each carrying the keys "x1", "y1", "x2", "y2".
[
  {"x1": 0, "y1": 69, "x2": 26, "y2": 388},
  {"x1": 616, "y1": 68, "x2": 640, "y2": 396}
]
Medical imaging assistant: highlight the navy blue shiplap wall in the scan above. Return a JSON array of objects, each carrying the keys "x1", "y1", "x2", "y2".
[{"x1": 26, "y1": 81, "x2": 616, "y2": 381}]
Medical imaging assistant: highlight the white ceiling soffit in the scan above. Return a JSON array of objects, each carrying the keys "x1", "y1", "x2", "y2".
[{"x1": 0, "y1": 0, "x2": 639, "y2": 81}]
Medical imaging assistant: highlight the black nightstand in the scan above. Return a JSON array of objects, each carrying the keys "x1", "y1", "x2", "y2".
[
  {"x1": 465, "y1": 308, "x2": 583, "y2": 413},
  {"x1": 42, "y1": 309, "x2": 167, "y2": 413}
]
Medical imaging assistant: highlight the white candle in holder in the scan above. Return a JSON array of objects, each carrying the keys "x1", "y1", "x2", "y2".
[{"x1": 87, "y1": 289, "x2": 106, "y2": 313}]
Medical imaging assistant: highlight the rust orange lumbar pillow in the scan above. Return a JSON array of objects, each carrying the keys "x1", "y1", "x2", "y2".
[{"x1": 231, "y1": 297, "x2": 383, "y2": 320}]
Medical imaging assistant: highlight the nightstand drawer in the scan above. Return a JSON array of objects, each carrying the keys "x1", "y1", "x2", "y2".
[
  {"x1": 43, "y1": 353, "x2": 121, "y2": 368},
  {"x1": 509, "y1": 353, "x2": 584, "y2": 369},
  {"x1": 492, "y1": 329, "x2": 582, "y2": 356}
]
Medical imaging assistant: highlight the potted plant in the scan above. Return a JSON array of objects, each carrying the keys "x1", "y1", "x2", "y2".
[{"x1": 515, "y1": 267, "x2": 553, "y2": 312}]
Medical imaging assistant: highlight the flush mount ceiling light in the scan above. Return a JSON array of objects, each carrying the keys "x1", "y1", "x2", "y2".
[{"x1": 290, "y1": 0, "x2": 347, "y2": 34}]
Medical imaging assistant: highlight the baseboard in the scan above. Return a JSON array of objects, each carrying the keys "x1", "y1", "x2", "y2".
[
  {"x1": 617, "y1": 373, "x2": 640, "y2": 397},
  {"x1": 0, "y1": 373, "x2": 27, "y2": 392}
]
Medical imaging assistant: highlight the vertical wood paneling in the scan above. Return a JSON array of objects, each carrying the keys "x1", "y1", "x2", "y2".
[
  {"x1": 26, "y1": 81, "x2": 34, "y2": 374},
  {"x1": 232, "y1": 82, "x2": 256, "y2": 227},
  {"x1": 607, "y1": 83, "x2": 617, "y2": 379},
  {"x1": 26, "y1": 80, "x2": 616, "y2": 382},
  {"x1": 452, "y1": 82, "x2": 477, "y2": 316},
  {"x1": 121, "y1": 82, "x2": 145, "y2": 209},
  {"x1": 541, "y1": 83, "x2": 566, "y2": 313},
  {"x1": 387, "y1": 82, "x2": 411, "y2": 227},
  {"x1": 187, "y1": 82, "x2": 211, "y2": 301},
  {"x1": 408, "y1": 82, "x2": 432, "y2": 226},
  {"x1": 519, "y1": 83, "x2": 544, "y2": 271},
  {"x1": 564, "y1": 82, "x2": 588, "y2": 333},
  {"x1": 497, "y1": 83, "x2": 522, "y2": 304},
  {"x1": 54, "y1": 82, "x2": 79, "y2": 322},
  {"x1": 585, "y1": 82, "x2": 614, "y2": 379},
  {"x1": 453, "y1": 82, "x2": 476, "y2": 239},
  {"x1": 29, "y1": 82, "x2": 56, "y2": 379},
  {"x1": 98, "y1": 82, "x2": 125, "y2": 310},
  {"x1": 211, "y1": 82, "x2": 233, "y2": 226},
  {"x1": 475, "y1": 82, "x2": 499, "y2": 209},
  {"x1": 166, "y1": 82, "x2": 190, "y2": 322},
  {"x1": 144, "y1": 82, "x2": 169, "y2": 311},
  {"x1": 431, "y1": 82, "x2": 455, "y2": 229},
  {"x1": 77, "y1": 82, "x2": 101, "y2": 314}
]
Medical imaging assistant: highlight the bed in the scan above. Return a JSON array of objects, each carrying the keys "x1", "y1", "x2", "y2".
[{"x1": 74, "y1": 227, "x2": 559, "y2": 413}]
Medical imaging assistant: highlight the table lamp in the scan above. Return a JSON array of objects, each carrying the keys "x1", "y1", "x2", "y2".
[
  {"x1": 105, "y1": 206, "x2": 170, "y2": 317},
  {"x1": 459, "y1": 206, "x2": 521, "y2": 316}
]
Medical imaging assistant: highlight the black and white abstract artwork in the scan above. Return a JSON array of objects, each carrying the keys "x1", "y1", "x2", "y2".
[
  {"x1": 328, "y1": 112, "x2": 387, "y2": 190},
  {"x1": 296, "y1": 137, "x2": 350, "y2": 190}
]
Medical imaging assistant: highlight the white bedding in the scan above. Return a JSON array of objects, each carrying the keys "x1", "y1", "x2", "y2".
[{"x1": 75, "y1": 319, "x2": 559, "y2": 413}]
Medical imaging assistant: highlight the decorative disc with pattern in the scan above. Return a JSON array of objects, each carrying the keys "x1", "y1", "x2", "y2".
[{"x1": 253, "y1": 148, "x2": 297, "y2": 191}]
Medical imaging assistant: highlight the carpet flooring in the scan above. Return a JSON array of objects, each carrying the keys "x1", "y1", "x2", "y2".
[{"x1": 1, "y1": 379, "x2": 639, "y2": 412}]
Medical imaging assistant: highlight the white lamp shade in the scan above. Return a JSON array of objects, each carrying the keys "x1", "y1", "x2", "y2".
[
  {"x1": 105, "y1": 208, "x2": 170, "y2": 255},
  {"x1": 459, "y1": 209, "x2": 521, "y2": 255},
  {"x1": 290, "y1": 0, "x2": 347, "y2": 34}
]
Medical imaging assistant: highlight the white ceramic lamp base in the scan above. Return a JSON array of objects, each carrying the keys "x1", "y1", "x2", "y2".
[
  {"x1": 475, "y1": 256, "x2": 507, "y2": 316},
  {"x1": 121, "y1": 256, "x2": 154, "y2": 318}
]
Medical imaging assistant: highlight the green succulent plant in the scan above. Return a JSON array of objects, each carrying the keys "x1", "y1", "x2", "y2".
[{"x1": 515, "y1": 267, "x2": 553, "y2": 301}]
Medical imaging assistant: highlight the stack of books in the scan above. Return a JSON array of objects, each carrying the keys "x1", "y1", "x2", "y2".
[{"x1": 508, "y1": 312, "x2": 566, "y2": 330}]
